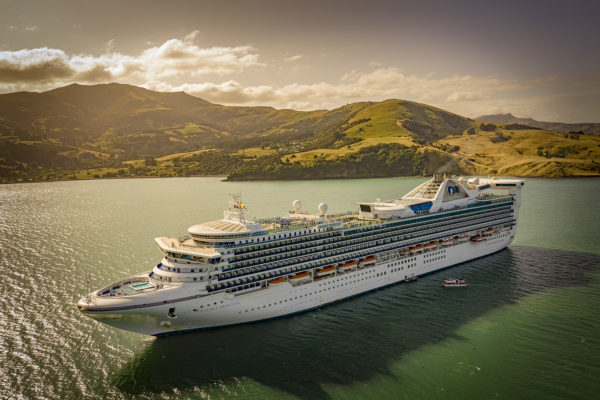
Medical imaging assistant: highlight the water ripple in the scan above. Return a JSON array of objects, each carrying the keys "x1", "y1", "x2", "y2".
[{"x1": 0, "y1": 178, "x2": 599, "y2": 400}]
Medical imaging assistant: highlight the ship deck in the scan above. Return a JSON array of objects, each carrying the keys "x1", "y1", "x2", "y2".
[
  {"x1": 254, "y1": 193, "x2": 510, "y2": 233},
  {"x1": 160, "y1": 193, "x2": 512, "y2": 252}
]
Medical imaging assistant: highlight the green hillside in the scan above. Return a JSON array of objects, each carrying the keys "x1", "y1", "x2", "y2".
[
  {"x1": 437, "y1": 127, "x2": 600, "y2": 177},
  {"x1": 343, "y1": 99, "x2": 473, "y2": 141},
  {"x1": 0, "y1": 83, "x2": 598, "y2": 183}
]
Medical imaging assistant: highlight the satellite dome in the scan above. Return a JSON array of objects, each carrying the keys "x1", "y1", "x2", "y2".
[
  {"x1": 292, "y1": 200, "x2": 302, "y2": 212},
  {"x1": 318, "y1": 203, "x2": 328, "y2": 216}
]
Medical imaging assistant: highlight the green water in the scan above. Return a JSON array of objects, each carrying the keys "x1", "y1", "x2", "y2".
[{"x1": 0, "y1": 177, "x2": 599, "y2": 399}]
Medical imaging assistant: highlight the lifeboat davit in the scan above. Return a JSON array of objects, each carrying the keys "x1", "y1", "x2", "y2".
[
  {"x1": 409, "y1": 244, "x2": 424, "y2": 253},
  {"x1": 289, "y1": 271, "x2": 311, "y2": 281},
  {"x1": 440, "y1": 238, "x2": 453, "y2": 246},
  {"x1": 359, "y1": 256, "x2": 376, "y2": 265},
  {"x1": 269, "y1": 277, "x2": 285, "y2": 286},
  {"x1": 316, "y1": 265, "x2": 336, "y2": 276},
  {"x1": 442, "y1": 278, "x2": 467, "y2": 287},
  {"x1": 338, "y1": 260, "x2": 357, "y2": 270},
  {"x1": 455, "y1": 234, "x2": 469, "y2": 242}
]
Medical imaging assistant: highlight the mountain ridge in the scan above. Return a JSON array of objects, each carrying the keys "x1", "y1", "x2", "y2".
[
  {"x1": 476, "y1": 113, "x2": 600, "y2": 135},
  {"x1": 1, "y1": 83, "x2": 599, "y2": 182}
]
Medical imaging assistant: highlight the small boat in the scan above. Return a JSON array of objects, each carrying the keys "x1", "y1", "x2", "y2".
[
  {"x1": 482, "y1": 228, "x2": 495, "y2": 236},
  {"x1": 409, "y1": 244, "x2": 424, "y2": 253},
  {"x1": 440, "y1": 237, "x2": 454, "y2": 246},
  {"x1": 269, "y1": 277, "x2": 285, "y2": 286},
  {"x1": 442, "y1": 278, "x2": 467, "y2": 287},
  {"x1": 455, "y1": 234, "x2": 469, "y2": 242},
  {"x1": 470, "y1": 235, "x2": 486, "y2": 242},
  {"x1": 424, "y1": 241, "x2": 437, "y2": 249},
  {"x1": 316, "y1": 265, "x2": 336, "y2": 277},
  {"x1": 289, "y1": 271, "x2": 311, "y2": 281},
  {"x1": 404, "y1": 274, "x2": 417, "y2": 282},
  {"x1": 400, "y1": 248, "x2": 410, "y2": 255}
]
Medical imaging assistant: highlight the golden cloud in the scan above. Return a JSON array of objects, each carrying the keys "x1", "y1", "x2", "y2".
[{"x1": 0, "y1": 33, "x2": 263, "y2": 84}]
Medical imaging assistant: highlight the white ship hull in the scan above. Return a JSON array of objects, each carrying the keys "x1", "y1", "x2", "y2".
[{"x1": 84, "y1": 228, "x2": 515, "y2": 336}]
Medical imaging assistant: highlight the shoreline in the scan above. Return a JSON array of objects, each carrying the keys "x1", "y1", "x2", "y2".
[{"x1": 3, "y1": 172, "x2": 600, "y2": 185}]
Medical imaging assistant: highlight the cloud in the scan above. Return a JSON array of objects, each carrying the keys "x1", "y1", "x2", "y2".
[
  {"x1": 73, "y1": 64, "x2": 113, "y2": 82},
  {"x1": 5, "y1": 24, "x2": 38, "y2": 32},
  {"x1": 0, "y1": 48, "x2": 74, "y2": 82},
  {"x1": 445, "y1": 91, "x2": 489, "y2": 102},
  {"x1": 139, "y1": 41, "x2": 262, "y2": 78},
  {"x1": 0, "y1": 32, "x2": 263, "y2": 84},
  {"x1": 284, "y1": 54, "x2": 303, "y2": 62},
  {"x1": 1, "y1": 34, "x2": 597, "y2": 121},
  {"x1": 144, "y1": 67, "x2": 599, "y2": 122},
  {"x1": 159, "y1": 67, "x2": 520, "y2": 110}
]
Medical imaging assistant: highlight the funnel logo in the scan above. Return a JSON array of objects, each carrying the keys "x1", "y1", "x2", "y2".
[{"x1": 447, "y1": 185, "x2": 461, "y2": 195}]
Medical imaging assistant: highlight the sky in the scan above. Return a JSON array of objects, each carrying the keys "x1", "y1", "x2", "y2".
[{"x1": 1, "y1": 0, "x2": 599, "y2": 122}]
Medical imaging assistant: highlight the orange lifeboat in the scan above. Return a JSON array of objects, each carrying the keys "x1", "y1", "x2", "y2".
[
  {"x1": 424, "y1": 241, "x2": 437, "y2": 249},
  {"x1": 359, "y1": 256, "x2": 376, "y2": 265},
  {"x1": 316, "y1": 265, "x2": 336, "y2": 277},
  {"x1": 409, "y1": 244, "x2": 424, "y2": 253},
  {"x1": 289, "y1": 271, "x2": 311, "y2": 281},
  {"x1": 269, "y1": 277, "x2": 285, "y2": 285},
  {"x1": 338, "y1": 260, "x2": 357, "y2": 270},
  {"x1": 483, "y1": 228, "x2": 495, "y2": 236}
]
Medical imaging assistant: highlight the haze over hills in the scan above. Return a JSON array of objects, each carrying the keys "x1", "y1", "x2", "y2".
[
  {"x1": 0, "y1": 83, "x2": 599, "y2": 182},
  {"x1": 476, "y1": 113, "x2": 600, "y2": 136}
]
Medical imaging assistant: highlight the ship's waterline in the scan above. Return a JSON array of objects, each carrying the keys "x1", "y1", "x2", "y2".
[{"x1": 78, "y1": 175, "x2": 524, "y2": 336}]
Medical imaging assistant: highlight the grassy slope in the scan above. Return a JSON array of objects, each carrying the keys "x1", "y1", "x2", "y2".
[
  {"x1": 342, "y1": 99, "x2": 475, "y2": 139},
  {"x1": 1, "y1": 83, "x2": 599, "y2": 181},
  {"x1": 284, "y1": 99, "x2": 477, "y2": 163},
  {"x1": 283, "y1": 122, "x2": 600, "y2": 177},
  {"x1": 284, "y1": 137, "x2": 417, "y2": 164},
  {"x1": 438, "y1": 128, "x2": 600, "y2": 177}
]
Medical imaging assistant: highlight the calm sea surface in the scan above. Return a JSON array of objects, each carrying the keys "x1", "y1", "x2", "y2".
[{"x1": 0, "y1": 177, "x2": 599, "y2": 399}]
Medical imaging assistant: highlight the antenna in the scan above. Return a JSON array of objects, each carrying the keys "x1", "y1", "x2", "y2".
[{"x1": 225, "y1": 191, "x2": 248, "y2": 223}]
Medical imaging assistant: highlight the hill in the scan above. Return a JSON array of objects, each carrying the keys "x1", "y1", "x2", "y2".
[
  {"x1": 0, "y1": 83, "x2": 598, "y2": 182},
  {"x1": 476, "y1": 113, "x2": 600, "y2": 136}
]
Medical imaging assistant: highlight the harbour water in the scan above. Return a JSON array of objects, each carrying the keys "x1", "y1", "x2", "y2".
[{"x1": 0, "y1": 177, "x2": 599, "y2": 399}]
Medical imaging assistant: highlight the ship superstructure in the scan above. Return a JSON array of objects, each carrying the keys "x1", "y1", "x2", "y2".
[{"x1": 78, "y1": 175, "x2": 524, "y2": 336}]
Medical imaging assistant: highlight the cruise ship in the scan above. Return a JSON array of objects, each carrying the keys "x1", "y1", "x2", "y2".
[{"x1": 78, "y1": 174, "x2": 524, "y2": 336}]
